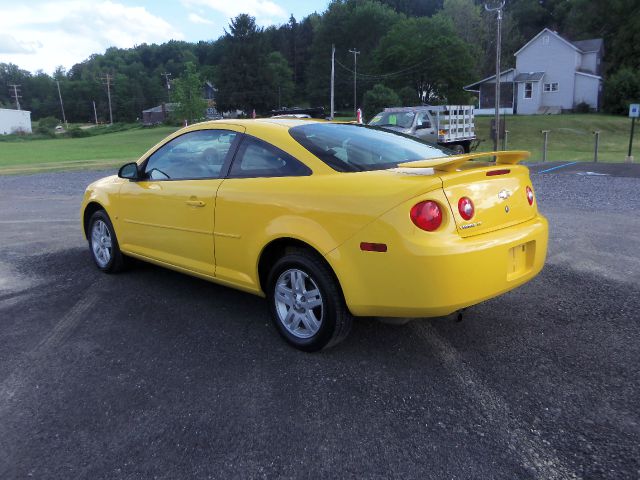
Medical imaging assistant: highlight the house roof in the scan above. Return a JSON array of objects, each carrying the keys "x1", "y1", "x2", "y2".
[
  {"x1": 572, "y1": 38, "x2": 603, "y2": 53},
  {"x1": 514, "y1": 28, "x2": 582, "y2": 56},
  {"x1": 463, "y1": 68, "x2": 515, "y2": 91},
  {"x1": 575, "y1": 71, "x2": 602, "y2": 80},
  {"x1": 142, "y1": 103, "x2": 179, "y2": 113},
  {"x1": 514, "y1": 72, "x2": 545, "y2": 82}
]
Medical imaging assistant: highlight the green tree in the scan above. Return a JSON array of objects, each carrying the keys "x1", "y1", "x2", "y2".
[
  {"x1": 216, "y1": 14, "x2": 273, "y2": 113},
  {"x1": 306, "y1": 0, "x2": 401, "y2": 109},
  {"x1": 565, "y1": 0, "x2": 640, "y2": 73},
  {"x1": 397, "y1": 85, "x2": 419, "y2": 106},
  {"x1": 374, "y1": 16, "x2": 476, "y2": 104},
  {"x1": 266, "y1": 51, "x2": 295, "y2": 109},
  {"x1": 363, "y1": 84, "x2": 401, "y2": 120},
  {"x1": 173, "y1": 62, "x2": 206, "y2": 123},
  {"x1": 477, "y1": 6, "x2": 523, "y2": 76},
  {"x1": 377, "y1": 0, "x2": 443, "y2": 16},
  {"x1": 603, "y1": 67, "x2": 640, "y2": 114}
]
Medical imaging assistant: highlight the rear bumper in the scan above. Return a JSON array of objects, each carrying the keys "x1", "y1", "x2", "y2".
[{"x1": 327, "y1": 214, "x2": 548, "y2": 318}]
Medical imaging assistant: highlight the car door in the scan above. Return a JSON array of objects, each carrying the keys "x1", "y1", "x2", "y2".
[
  {"x1": 117, "y1": 127, "x2": 242, "y2": 276},
  {"x1": 214, "y1": 135, "x2": 312, "y2": 290},
  {"x1": 413, "y1": 111, "x2": 435, "y2": 142}
]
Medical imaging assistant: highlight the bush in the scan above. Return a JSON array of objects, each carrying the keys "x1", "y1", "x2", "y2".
[
  {"x1": 36, "y1": 116, "x2": 60, "y2": 135},
  {"x1": 603, "y1": 67, "x2": 640, "y2": 114},
  {"x1": 363, "y1": 84, "x2": 402, "y2": 121},
  {"x1": 574, "y1": 101, "x2": 591, "y2": 113},
  {"x1": 65, "y1": 127, "x2": 91, "y2": 138}
]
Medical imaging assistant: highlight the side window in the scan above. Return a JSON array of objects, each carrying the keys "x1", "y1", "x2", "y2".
[
  {"x1": 524, "y1": 82, "x2": 533, "y2": 99},
  {"x1": 144, "y1": 129, "x2": 237, "y2": 180},
  {"x1": 229, "y1": 136, "x2": 311, "y2": 178},
  {"x1": 416, "y1": 112, "x2": 431, "y2": 128}
]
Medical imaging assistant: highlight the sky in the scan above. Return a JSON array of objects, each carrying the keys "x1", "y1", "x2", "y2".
[{"x1": 0, "y1": 0, "x2": 330, "y2": 75}]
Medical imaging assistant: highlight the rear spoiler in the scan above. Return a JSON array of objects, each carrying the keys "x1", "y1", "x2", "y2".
[{"x1": 397, "y1": 151, "x2": 530, "y2": 173}]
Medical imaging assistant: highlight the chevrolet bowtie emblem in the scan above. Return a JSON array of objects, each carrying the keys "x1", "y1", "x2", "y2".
[{"x1": 498, "y1": 189, "x2": 512, "y2": 200}]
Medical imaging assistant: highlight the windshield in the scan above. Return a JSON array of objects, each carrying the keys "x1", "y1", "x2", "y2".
[
  {"x1": 369, "y1": 111, "x2": 415, "y2": 129},
  {"x1": 289, "y1": 123, "x2": 451, "y2": 172}
]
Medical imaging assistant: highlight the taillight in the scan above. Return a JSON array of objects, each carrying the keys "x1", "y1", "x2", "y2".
[
  {"x1": 458, "y1": 197, "x2": 474, "y2": 220},
  {"x1": 410, "y1": 201, "x2": 442, "y2": 231},
  {"x1": 526, "y1": 186, "x2": 534, "y2": 205}
]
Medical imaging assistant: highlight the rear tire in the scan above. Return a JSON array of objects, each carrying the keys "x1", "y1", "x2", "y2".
[
  {"x1": 267, "y1": 249, "x2": 352, "y2": 351},
  {"x1": 451, "y1": 144, "x2": 465, "y2": 155},
  {"x1": 88, "y1": 210, "x2": 128, "y2": 273}
]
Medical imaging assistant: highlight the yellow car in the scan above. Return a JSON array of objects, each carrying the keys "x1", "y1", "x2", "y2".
[{"x1": 81, "y1": 119, "x2": 548, "y2": 351}]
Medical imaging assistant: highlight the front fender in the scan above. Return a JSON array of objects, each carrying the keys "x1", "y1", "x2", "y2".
[{"x1": 80, "y1": 175, "x2": 122, "y2": 238}]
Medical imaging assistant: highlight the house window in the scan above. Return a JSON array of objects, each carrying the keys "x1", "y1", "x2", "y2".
[
  {"x1": 524, "y1": 82, "x2": 533, "y2": 99},
  {"x1": 543, "y1": 82, "x2": 559, "y2": 92},
  {"x1": 542, "y1": 35, "x2": 550, "y2": 45}
]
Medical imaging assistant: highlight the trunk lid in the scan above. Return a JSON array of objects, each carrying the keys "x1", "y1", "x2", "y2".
[
  {"x1": 397, "y1": 151, "x2": 537, "y2": 237},
  {"x1": 440, "y1": 165, "x2": 536, "y2": 237}
]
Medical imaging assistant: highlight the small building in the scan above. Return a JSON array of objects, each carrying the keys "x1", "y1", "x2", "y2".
[
  {"x1": 464, "y1": 28, "x2": 604, "y2": 115},
  {"x1": 142, "y1": 103, "x2": 178, "y2": 126},
  {"x1": 0, "y1": 108, "x2": 32, "y2": 134}
]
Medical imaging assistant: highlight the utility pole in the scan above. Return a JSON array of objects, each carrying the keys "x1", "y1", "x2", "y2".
[
  {"x1": 9, "y1": 84, "x2": 21, "y2": 110},
  {"x1": 161, "y1": 72, "x2": 172, "y2": 101},
  {"x1": 56, "y1": 80, "x2": 67, "y2": 128},
  {"x1": 330, "y1": 44, "x2": 335, "y2": 120},
  {"x1": 92, "y1": 100, "x2": 98, "y2": 124},
  {"x1": 485, "y1": 1, "x2": 505, "y2": 151},
  {"x1": 101, "y1": 73, "x2": 113, "y2": 124},
  {"x1": 348, "y1": 48, "x2": 360, "y2": 117}
]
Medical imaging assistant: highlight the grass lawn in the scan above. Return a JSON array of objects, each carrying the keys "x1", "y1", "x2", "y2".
[
  {"x1": 0, "y1": 114, "x2": 636, "y2": 174},
  {"x1": 474, "y1": 114, "x2": 636, "y2": 163},
  {"x1": 0, "y1": 126, "x2": 179, "y2": 175}
]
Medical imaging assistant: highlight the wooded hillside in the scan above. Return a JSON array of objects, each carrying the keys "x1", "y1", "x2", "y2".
[{"x1": 1, "y1": 0, "x2": 638, "y2": 122}]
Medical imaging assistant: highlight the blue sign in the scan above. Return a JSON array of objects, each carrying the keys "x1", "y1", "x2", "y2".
[{"x1": 630, "y1": 104, "x2": 640, "y2": 118}]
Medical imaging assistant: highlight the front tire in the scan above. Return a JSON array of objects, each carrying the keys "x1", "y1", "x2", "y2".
[
  {"x1": 267, "y1": 249, "x2": 352, "y2": 351},
  {"x1": 88, "y1": 210, "x2": 127, "y2": 273}
]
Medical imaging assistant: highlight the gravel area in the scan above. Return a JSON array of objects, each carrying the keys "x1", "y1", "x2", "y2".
[{"x1": 0, "y1": 167, "x2": 638, "y2": 479}]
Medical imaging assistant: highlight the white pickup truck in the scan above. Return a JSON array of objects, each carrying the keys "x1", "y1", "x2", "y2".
[{"x1": 369, "y1": 105, "x2": 476, "y2": 154}]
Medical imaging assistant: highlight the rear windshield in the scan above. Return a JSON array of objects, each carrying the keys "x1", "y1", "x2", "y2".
[{"x1": 289, "y1": 123, "x2": 450, "y2": 172}]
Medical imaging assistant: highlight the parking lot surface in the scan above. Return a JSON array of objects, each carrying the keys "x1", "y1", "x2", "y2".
[{"x1": 0, "y1": 166, "x2": 639, "y2": 479}]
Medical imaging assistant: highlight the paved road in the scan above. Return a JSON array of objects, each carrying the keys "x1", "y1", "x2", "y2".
[{"x1": 0, "y1": 167, "x2": 638, "y2": 479}]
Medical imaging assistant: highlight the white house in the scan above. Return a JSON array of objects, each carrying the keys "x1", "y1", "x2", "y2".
[
  {"x1": 0, "y1": 108, "x2": 32, "y2": 134},
  {"x1": 464, "y1": 28, "x2": 604, "y2": 115}
]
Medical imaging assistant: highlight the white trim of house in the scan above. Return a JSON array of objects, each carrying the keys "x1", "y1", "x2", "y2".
[
  {"x1": 514, "y1": 28, "x2": 581, "y2": 57},
  {"x1": 463, "y1": 68, "x2": 515, "y2": 92},
  {"x1": 575, "y1": 71, "x2": 602, "y2": 80}
]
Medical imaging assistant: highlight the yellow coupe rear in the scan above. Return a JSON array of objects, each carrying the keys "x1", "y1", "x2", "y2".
[{"x1": 81, "y1": 119, "x2": 548, "y2": 351}]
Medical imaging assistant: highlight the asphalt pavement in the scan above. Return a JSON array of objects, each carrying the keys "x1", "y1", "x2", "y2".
[{"x1": 0, "y1": 165, "x2": 638, "y2": 479}]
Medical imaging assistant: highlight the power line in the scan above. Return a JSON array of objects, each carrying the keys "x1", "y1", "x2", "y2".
[
  {"x1": 9, "y1": 84, "x2": 21, "y2": 110},
  {"x1": 335, "y1": 56, "x2": 435, "y2": 80}
]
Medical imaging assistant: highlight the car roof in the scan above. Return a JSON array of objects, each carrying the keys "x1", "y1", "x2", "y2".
[{"x1": 195, "y1": 118, "x2": 323, "y2": 130}]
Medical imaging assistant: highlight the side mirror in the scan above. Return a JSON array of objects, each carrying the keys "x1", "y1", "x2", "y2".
[
  {"x1": 118, "y1": 162, "x2": 140, "y2": 180},
  {"x1": 416, "y1": 121, "x2": 431, "y2": 130}
]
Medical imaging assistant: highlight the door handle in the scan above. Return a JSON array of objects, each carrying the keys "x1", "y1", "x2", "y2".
[{"x1": 186, "y1": 200, "x2": 206, "y2": 207}]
